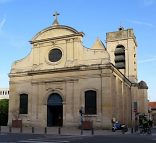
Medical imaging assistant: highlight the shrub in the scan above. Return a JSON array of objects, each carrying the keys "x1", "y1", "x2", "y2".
[{"x1": 0, "y1": 99, "x2": 9, "y2": 126}]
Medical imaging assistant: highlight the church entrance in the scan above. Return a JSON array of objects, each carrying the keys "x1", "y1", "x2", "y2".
[{"x1": 47, "y1": 93, "x2": 63, "y2": 127}]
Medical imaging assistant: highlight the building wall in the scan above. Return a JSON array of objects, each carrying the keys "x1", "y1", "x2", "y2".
[
  {"x1": 152, "y1": 110, "x2": 156, "y2": 125},
  {"x1": 110, "y1": 70, "x2": 132, "y2": 126},
  {"x1": 148, "y1": 102, "x2": 156, "y2": 125},
  {"x1": 0, "y1": 88, "x2": 9, "y2": 99},
  {"x1": 8, "y1": 64, "x2": 133, "y2": 128},
  {"x1": 138, "y1": 89, "x2": 148, "y2": 115}
]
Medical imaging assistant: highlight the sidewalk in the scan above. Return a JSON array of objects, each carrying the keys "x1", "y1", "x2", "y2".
[
  {"x1": 0, "y1": 126, "x2": 127, "y2": 136},
  {"x1": 153, "y1": 125, "x2": 156, "y2": 129}
]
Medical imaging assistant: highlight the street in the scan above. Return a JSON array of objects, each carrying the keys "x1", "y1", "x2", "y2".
[{"x1": 0, "y1": 128, "x2": 156, "y2": 143}]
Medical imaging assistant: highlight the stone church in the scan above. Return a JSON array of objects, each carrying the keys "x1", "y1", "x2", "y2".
[{"x1": 8, "y1": 13, "x2": 148, "y2": 129}]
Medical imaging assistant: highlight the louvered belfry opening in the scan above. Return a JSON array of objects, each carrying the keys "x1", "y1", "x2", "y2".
[{"x1": 114, "y1": 45, "x2": 125, "y2": 69}]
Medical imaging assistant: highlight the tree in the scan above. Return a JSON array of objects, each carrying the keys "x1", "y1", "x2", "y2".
[{"x1": 0, "y1": 99, "x2": 9, "y2": 126}]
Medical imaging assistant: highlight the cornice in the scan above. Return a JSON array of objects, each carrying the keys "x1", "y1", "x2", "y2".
[{"x1": 30, "y1": 33, "x2": 84, "y2": 44}]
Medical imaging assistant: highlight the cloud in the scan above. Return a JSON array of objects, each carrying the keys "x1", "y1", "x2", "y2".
[
  {"x1": 0, "y1": 0, "x2": 13, "y2": 4},
  {"x1": 128, "y1": 19, "x2": 155, "y2": 28},
  {"x1": 143, "y1": 0, "x2": 156, "y2": 6},
  {"x1": 138, "y1": 57, "x2": 156, "y2": 64},
  {"x1": 0, "y1": 18, "x2": 6, "y2": 31}
]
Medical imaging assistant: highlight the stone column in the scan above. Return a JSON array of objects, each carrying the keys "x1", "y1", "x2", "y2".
[
  {"x1": 64, "y1": 81, "x2": 74, "y2": 126},
  {"x1": 31, "y1": 83, "x2": 39, "y2": 126},
  {"x1": 101, "y1": 69, "x2": 112, "y2": 129}
]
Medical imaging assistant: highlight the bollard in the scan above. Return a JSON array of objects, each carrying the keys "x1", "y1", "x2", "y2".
[
  {"x1": 135, "y1": 126, "x2": 138, "y2": 132},
  {"x1": 9, "y1": 126, "x2": 12, "y2": 133},
  {"x1": 91, "y1": 128, "x2": 94, "y2": 135},
  {"x1": 81, "y1": 129, "x2": 83, "y2": 135},
  {"x1": 58, "y1": 127, "x2": 61, "y2": 135},
  {"x1": 20, "y1": 126, "x2": 23, "y2": 133},
  {"x1": 131, "y1": 127, "x2": 133, "y2": 134},
  {"x1": 45, "y1": 127, "x2": 47, "y2": 134},
  {"x1": 32, "y1": 127, "x2": 34, "y2": 133},
  {"x1": 81, "y1": 126, "x2": 83, "y2": 135},
  {"x1": 0, "y1": 126, "x2": 1, "y2": 133}
]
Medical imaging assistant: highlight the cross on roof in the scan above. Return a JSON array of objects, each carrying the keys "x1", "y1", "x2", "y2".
[
  {"x1": 52, "y1": 12, "x2": 60, "y2": 26},
  {"x1": 53, "y1": 12, "x2": 60, "y2": 20}
]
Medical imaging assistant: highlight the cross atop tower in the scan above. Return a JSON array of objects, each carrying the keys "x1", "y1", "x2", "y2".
[
  {"x1": 52, "y1": 12, "x2": 60, "y2": 26},
  {"x1": 53, "y1": 12, "x2": 60, "y2": 19}
]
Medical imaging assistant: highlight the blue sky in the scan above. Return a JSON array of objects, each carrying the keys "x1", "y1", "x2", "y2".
[{"x1": 0, "y1": 0, "x2": 156, "y2": 101}]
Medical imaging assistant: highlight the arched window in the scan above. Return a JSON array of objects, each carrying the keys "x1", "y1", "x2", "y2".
[
  {"x1": 114, "y1": 45, "x2": 125, "y2": 69},
  {"x1": 85, "y1": 90, "x2": 97, "y2": 114},
  {"x1": 19, "y1": 94, "x2": 28, "y2": 114}
]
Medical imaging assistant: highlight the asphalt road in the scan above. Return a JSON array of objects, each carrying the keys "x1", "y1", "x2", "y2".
[{"x1": 0, "y1": 128, "x2": 156, "y2": 143}]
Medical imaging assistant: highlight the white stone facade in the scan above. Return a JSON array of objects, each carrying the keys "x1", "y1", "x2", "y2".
[{"x1": 8, "y1": 16, "x2": 148, "y2": 129}]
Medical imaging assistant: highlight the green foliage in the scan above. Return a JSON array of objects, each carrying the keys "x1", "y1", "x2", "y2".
[{"x1": 0, "y1": 99, "x2": 9, "y2": 126}]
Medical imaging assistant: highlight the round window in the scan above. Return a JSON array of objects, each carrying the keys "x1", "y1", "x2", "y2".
[{"x1": 48, "y1": 48, "x2": 62, "y2": 62}]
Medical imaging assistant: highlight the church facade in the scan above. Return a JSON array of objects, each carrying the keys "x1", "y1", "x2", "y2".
[{"x1": 8, "y1": 14, "x2": 148, "y2": 128}]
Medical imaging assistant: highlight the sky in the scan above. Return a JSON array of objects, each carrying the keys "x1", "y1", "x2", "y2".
[{"x1": 0, "y1": 0, "x2": 156, "y2": 101}]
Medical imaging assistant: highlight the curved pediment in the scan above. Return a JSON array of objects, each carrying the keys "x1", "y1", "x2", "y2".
[{"x1": 31, "y1": 25, "x2": 84, "y2": 43}]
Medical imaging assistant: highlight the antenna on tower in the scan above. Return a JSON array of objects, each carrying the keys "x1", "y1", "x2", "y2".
[{"x1": 118, "y1": 21, "x2": 124, "y2": 31}]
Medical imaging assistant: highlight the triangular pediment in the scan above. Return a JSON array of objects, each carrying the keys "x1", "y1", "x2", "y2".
[{"x1": 91, "y1": 38, "x2": 106, "y2": 49}]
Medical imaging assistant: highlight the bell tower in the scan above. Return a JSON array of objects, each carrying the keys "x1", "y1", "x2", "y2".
[{"x1": 106, "y1": 27, "x2": 138, "y2": 82}]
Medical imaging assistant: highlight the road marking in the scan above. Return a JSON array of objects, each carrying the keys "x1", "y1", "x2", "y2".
[
  {"x1": 18, "y1": 134, "x2": 88, "y2": 143},
  {"x1": 19, "y1": 141, "x2": 57, "y2": 143},
  {"x1": 0, "y1": 133, "x2": 7, "y2": 135},
  {"x1": 19, "y1": 139, "x2": 70, "y2": 143},
  {"x1": 28, "y1": 138, "x2": 70, "y2": 142}
]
